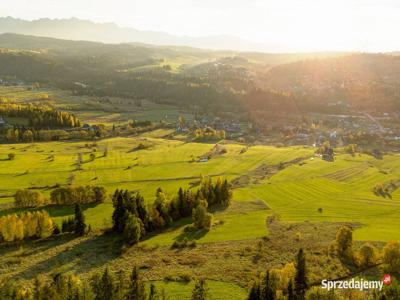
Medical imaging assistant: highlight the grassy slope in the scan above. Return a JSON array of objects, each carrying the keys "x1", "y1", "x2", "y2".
[
  {"x1": 2, "y1": 133, "x2": 400, "y2": 242},
  {"x1": 146, "y1": 280, "x2": 247, "y2": 300},
  {"x1": 236, "y1": 153, "x2": 400, "y2": 241},
  {"x1": 0, "y1": 137, "x2": 310, "y2": 235}
]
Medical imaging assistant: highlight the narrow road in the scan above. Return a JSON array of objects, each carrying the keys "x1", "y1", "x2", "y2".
[{"x1": 363, "y1": 112, "x2": 385, "y2": 132}]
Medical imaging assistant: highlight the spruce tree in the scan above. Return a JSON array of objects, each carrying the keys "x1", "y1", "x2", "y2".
[
  {"x1": 112, "y1": 191, "x2": 126, "y2": 233},
  {"x1": 178, "y1": 187, "x2": 185, "y2": 218},
  {"x1": 126, "y1": 266, "x2": 146, "y2": 300},
  {"x1": 191, "y1": 279, "x2": 208, "y2": 300},
  {"x1": 148, "y1": 283, "x2": 159, "y2": 300},
  {"x1": 294, "y1": 248, "x2": 307, "y2": 299},
  {"x1": 287, "y1": 280, "x2": 294, "y2": 300},
  {"x1": 92, "y1": 268, "x2": 115, "y2": 300},
  {"x1": 247, "y1": 280, "x2": 260, "y2": 300},
  {"x1": 261, "y1": 270, "x2": 275, "y2": 300},
  {"x1": 33, "y1": 277, "x2": 42, "y2": 300},
  {"x1": 115, "y1": 270, "x2": 126, "y2": 300},
  {"x1": 74, "y1": 203, "x2": 86, "y2": 236}
]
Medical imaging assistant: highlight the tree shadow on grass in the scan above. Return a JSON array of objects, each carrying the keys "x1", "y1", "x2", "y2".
[
  {"x1": 10, "y1": 232, "x2": 124, "y2": 281},
  {"x1": 0, "y1": 234, "x2": 77, "y2": 258},
  {"x1": 174, "y1": 227, "x2": 208, "y2": 242},
  {"x1": 142, "y1": 217, "x2": 207, "y2": 243}
]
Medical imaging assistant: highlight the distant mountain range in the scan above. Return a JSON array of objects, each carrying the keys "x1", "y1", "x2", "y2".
[{"x1": 0, "y1": 16, "x2": 281, "y2": 52}]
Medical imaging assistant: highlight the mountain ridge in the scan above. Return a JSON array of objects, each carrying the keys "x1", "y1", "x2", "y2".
[{"x1": 0, "y1": 16, "x2": 277, "y2": 52}]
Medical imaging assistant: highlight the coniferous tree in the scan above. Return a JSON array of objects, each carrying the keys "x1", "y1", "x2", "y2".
[
  {"x1": 126, "y1": 266, "x2": 146, "y2": 300},
  {"x1": 178, "y1": 187, "x2": 185, "y2": 218},
  {"x1": 115, "y1": 270, "x2": 126, "y2": 300},
  {"x1": 148, "y1": 283, "x2": 159, "y2": 300},
  {"x1": 74, "y1": 204, "x2": 86, "y2": 236},
  {"x1": 191, "y1": 279, "x2": 208, "y2": 300},
  {"x1": 261, "y1": 270, "x2": 275, "y2": 300},
  {"x1": 247, "y1": 280, "x2": 260, "y2": 300},
  {"x1": 287, "y1": 280, "x2": 294, "y2": 300},
  {"x1": 33, "y1": 277, "x2": 42, "y2": 300},
  {"x1": 112, "y1": 190, "x2": 126, "y2": 233},
  {"x1": 294, "y1": 249, "x2": 307, "y2": 299},
  {"x1": 92, "y1": 268, "x2": 115, "y2": 300}
]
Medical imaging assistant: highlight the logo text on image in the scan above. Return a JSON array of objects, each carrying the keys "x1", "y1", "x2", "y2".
[{"x1": 321, "y1": 276, "x2": 391, "y2": 292}]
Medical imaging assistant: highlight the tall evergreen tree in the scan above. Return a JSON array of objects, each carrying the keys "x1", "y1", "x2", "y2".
[
  {"x1": 126, "y1": 266, "x2": 146, "y2": 300},
  {"x1": 247, "y1": 280, "x2": 260, "y2": 300},
  {"x1": 115, "y1": 270, "x2": 126, "y2": 300},
  {"x1": 92, "y1": 268, "x2": 115, "y2": 300},
  {"x1": 33, "y1": 277, "x2": 42, "y2": 300},
  {"x1": 287, "y1": 280, "x2": 294, "y2": 300},
  {"x1": 112, "y1": 191, "x2": 126, "y2": 233},
  {"x1": 74, "y1": 203, "x2": 86, "y2": 236},
  {"x1": 191, "y1": 279, "x2": 208, "y2": 300},
  {"x1": 261, "y1": 270, "x2": 275, "y2": 300},
  {"x1": 148, "y1": 283, "x2": 159, "y2": 300},
  {"x1": 294, "y1": 248, "x2": 307, "y2": 299}
]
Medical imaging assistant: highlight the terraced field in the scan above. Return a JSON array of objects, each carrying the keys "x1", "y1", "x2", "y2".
[{"x1": 236, "y1": 153, "x2": 400, "y2": 241}]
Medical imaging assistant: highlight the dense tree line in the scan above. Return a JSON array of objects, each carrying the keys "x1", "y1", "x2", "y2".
[
  {"x1": 50, "y1": 185, "x2": 108, "y2": 205},
  {"x1": 112, "y1": 177, "x2": 232, "y2": 244},
  {"x1": 0, "y1": 211, "x2": 54, "y2": 243},
  {"x1": 333, "y1": 225, "x2": 400, "y2": 272},
  {"x1": 4, "y1": 127, "x2": 101, "y2": 143},
  {"x1": 2, "y1": 122, "x2": 162, "y2": 143},
  {"x1": 0, "y1": 103, "x2": 80, "y2": 128},
  {"x1": 0, "y1": 266, "x2": 146, "y2": 300},
  {"x1": 0, "y1": 103, "x2": 80, "y2": 129},
  {"x1": 14, "y1": 185, "x2": 107, "y2": 208},
  {"x1": 0, "y1": 265, "x2": 218, "y2": 300},
  {"x1": 248, "y1": 248, "x2": 306, "y2": 300}
]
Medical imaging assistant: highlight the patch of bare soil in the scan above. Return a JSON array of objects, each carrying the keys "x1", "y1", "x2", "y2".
[{"x1": 231, "y1": 156, "x2": 310, "y2": 188}]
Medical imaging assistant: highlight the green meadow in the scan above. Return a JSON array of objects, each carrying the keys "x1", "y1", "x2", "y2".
[
  {"x1": 1, "y1": 133, "x2": 400, "y2": 243},
  {"x1": 146, "y1": 280, "x2": 247, "y2": 300}
]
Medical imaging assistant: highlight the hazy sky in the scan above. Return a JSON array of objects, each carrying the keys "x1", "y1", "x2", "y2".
[{"x1": 2, "y1": 0, "x2": 400, "y2": 52}]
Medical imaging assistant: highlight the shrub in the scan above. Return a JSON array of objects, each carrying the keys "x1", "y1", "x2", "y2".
[
  {"x1": 358, "y1": 243, "x2": 378, "y2": 267},
  {"x1": 50, "y1": 185, "x2": 107, "y2": 205},
  {"x1": 14, "y1": 189, "x2": 46, "y2": 208},
  {"x1": 192, "y1": 200, "x2": 213, "y2": 231},
  {"x1": 124, "y1": 214, "x2": 142, "y2": 245},
  {"x1": 383, "y1": 241, "x2": 400, "y2": 273},
  {"x1": 335, "y1": 226, "x2": 353, "y2": 259}
]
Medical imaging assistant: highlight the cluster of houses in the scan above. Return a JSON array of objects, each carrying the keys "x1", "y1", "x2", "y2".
[{"x1": 176, "y1": 115, "x2": 248, "y2": 138}]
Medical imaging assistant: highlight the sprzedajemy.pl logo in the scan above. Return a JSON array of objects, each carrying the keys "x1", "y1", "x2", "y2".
[{"x1": 321, "y1": 274, "x2": 392, "y2": 291}]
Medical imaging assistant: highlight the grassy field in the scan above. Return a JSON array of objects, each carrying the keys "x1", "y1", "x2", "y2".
[
  {"x1": 235, "y1": 153, "x2": 400, "y2": 241},
  {"x1": 1, "y1": 134, "x2": 400, "y2": 242},
  {"x1": 0, "y1": 86, "x2": 193, "y2": 125},
  {"x1": 0, "y1": 136, "x2": 311, "y2": 233},
  {"x1": 146, "y1": 280, "x2": 247, "y2": 300}
]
